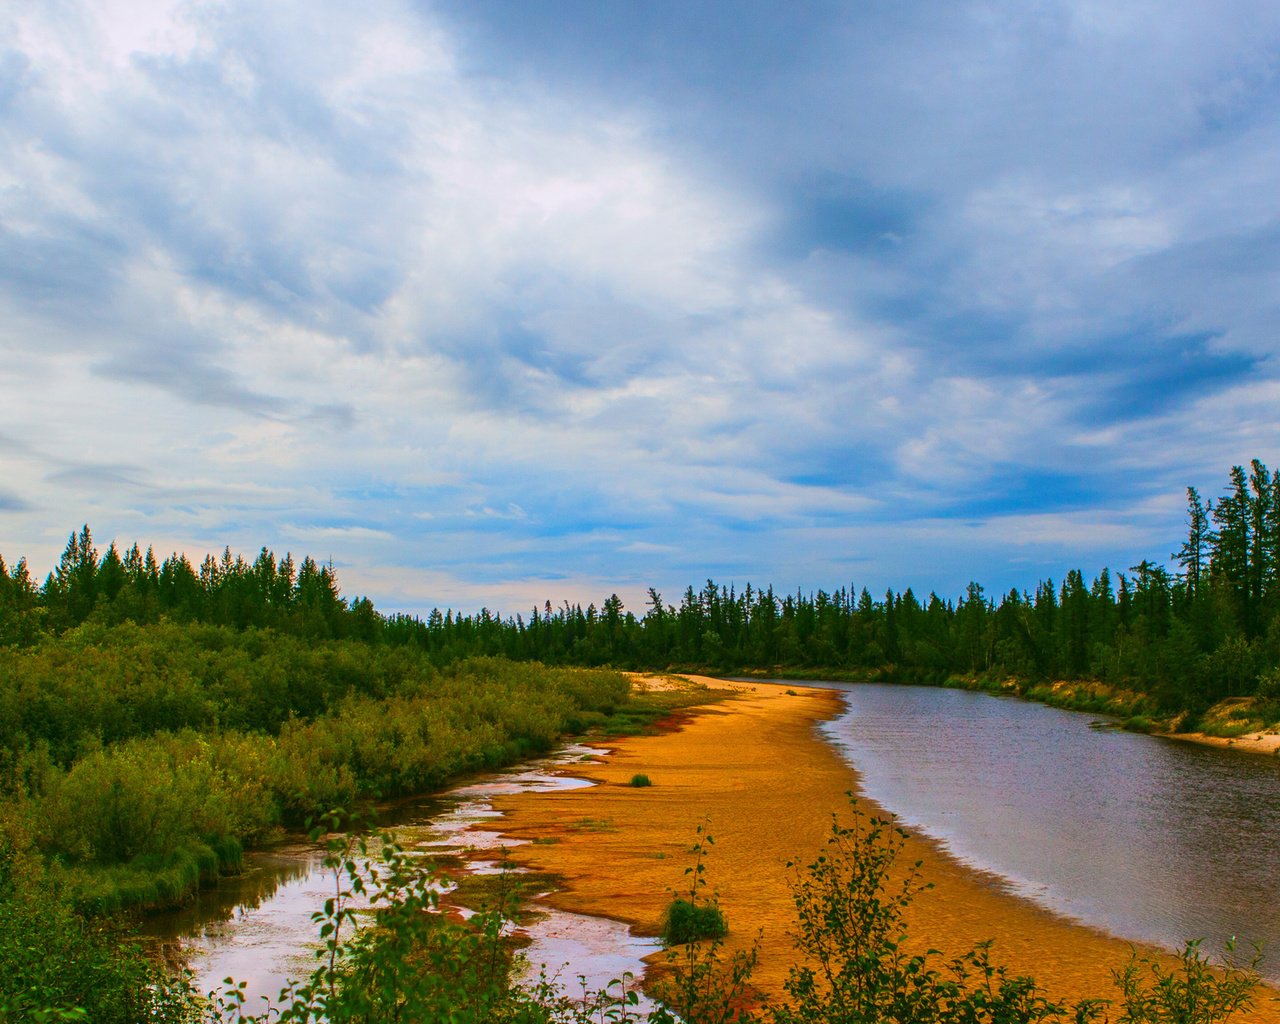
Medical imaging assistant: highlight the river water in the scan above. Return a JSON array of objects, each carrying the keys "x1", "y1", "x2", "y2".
[{"x1": 817, "y1": 682, "x2": 1280, "y2": 978}]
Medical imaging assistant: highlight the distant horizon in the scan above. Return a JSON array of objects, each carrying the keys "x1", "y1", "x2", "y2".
[{"x1": 3, "y1": 3, "x2": 1277, "y2": 617}]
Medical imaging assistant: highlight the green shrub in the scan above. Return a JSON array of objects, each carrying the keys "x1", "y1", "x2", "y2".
[
  {"x1": 662, "y1": 897, "x2": 727, "y2": 945},
  {"x1": 200, "y1": 804, "x2": 1260, "y2": 1024},
  {"x1": 0, "y1": 836, "x2": 200, "y2": 1023},
  {"x1": 774, "y1": 799, "x2": 1262, "y2": 1024},
  {"x1": 1112, "y1": 938, "x2": 1260, "y2": 1024},
  {"x1": 629, "y1": 773, "x2": 652, "y2": 787}
]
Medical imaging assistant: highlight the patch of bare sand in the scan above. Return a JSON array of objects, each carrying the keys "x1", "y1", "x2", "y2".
[
  {"x1": 486, "y1": 678, "x2": 1279, "y2": 1017},
  {"x1": 1169, "y1": 730, "x2": 1280, "y2": 757},
  {"x1": 625, "y1": 672, "x2": 702, "y2": 694}
]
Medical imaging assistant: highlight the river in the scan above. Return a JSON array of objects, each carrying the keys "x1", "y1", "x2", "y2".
[
  {"x1": 146, "y1": 681, "x2": 1280, "y2": 1001},
  {"x1": 817, "y1": 682, "x2": 1280, "y2": 979}
]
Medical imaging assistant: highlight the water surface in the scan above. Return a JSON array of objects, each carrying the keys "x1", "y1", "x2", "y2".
[
  {"x1": 817, "y1": 683, "x2": 1280, "y2": 976},
  {"x1": 143, "y1": 743, "x2": 653, "y2": 1010}
]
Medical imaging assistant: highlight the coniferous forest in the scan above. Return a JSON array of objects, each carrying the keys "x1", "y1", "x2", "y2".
[{"x1": 3, "y1": 460, "x2": 1278, "y2": 714}]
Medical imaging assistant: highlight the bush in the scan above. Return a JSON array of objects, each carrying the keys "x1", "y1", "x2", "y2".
[
  {"x1": 199, "y1": 803, "x2": 1261, "y2": 1024},
  {"x1": 211, "y1": 814, "x2": 635, "y2": 1024},
  {"x1": 663, "y1": 897, "x2": 728, "y2": 945},
  {"x1": 0, "y1": 833, "x2": 200, "y2": 1023},
  {"x1": 1112, "y1": 938, "x2": 1261, "y2": 1024},
  {"x1": 629, "y1": 773, "x2": 652, "y2": 787}
]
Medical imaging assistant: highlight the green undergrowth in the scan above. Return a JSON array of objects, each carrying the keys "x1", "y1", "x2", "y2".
[
  {"x1": 1016, "y1": 678, "x2": 1151, "y2": 719},
  {"x1": 0, "y1": 835, "x2": 201, "y2": 1023},
  {"x1": 59, "y1": 836, "x2": 242, "y2": 917},
  {"x1": 591, "y1": 679, "x2": 730, "y2": 736},
  {"x1": 7, "y1": 799, "x2": 1266, "y2": 1023},
  {"x1": 1194, "y1": 695, "x2": 1280, "y2": 738},
  {"x1": 567, "y1": 817, "x2": 616, "y2": 833},
  {"x1": 0, "y1": 636, "x2": 658, "y2": 916},
  {"x1": 3, "y1": 658, "x2": 721, "y2": 919}
]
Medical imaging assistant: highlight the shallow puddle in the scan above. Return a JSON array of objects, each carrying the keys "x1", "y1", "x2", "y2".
[{"x1": 518, "y1": 908, "x2": 661, "y2": 1015}]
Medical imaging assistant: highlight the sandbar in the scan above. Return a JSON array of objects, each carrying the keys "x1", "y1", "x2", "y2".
[{"x1": 484, "y1": 677, "x2": 1279, "y2": 1018}]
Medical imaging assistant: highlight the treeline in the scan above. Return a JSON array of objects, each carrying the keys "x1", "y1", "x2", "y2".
[
  {"x1": 0, "y1": 527, "x2": 371, "y2": 644},
  {"x1": 0, "y1": 464, "x2": 1275, "y2": 1020},
  {"x1": 0, "y1": 567, "x2": 646, "y2": 1020},
  {"x1": 2, "y1": 460, "x2": 1279, "y2": 714},
  {"x1": 403, "y1": 458, "x2": 1280, "y2": 711}
]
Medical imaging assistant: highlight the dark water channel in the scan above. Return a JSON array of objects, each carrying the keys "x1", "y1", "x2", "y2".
[{"x1": 815, "y1": 683, "x2": 1280, "y2": 979}]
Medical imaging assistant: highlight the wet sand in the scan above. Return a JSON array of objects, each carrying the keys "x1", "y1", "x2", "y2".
[{"x1": 486, "y1": 677, "x2": 1280, "y2": 1018}]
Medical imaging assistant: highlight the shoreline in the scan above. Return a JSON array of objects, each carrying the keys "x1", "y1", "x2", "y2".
[
  {"x1": 481, "y1": 675, "x2": 1280, "y2": 1017},
  {"x1": 1167, "y1": 728, "x2": 1280, "y2": 757},
  {"x1": 721, "y1": 668, "x2": 1280, "y2": 761}
]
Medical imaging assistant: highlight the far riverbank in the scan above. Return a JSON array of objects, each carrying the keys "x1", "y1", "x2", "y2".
[{"x1": 721, "y1": 666, "x2": 1280, "y2": 760}]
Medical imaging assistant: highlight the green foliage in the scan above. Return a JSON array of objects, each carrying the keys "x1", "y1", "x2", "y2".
[
  {"x1": 7, "y1": 457, "x2": 1280, "y2": 718},
  {"x1": 771, "y1": 798, "x2": 1262, "y2": 1024},
  {"x1": 652, "y1": 823, "x2": 758, "y2": 1024},
  {"x1": 1110, "y1": 939, "x2": 1260, "y2": 1024},
  {"x1": 190, "y1": 806, "x2": 1261, "y2": 1024},
  {"x1": 629, "y1": 773, "x2": 653, "y2": 787},
  {"x1": 0, "y1": 625, "x2": 631, "y2": 912},
  {"x1": 774, "y1": 800, "x2": 1067, "y2": 1024},
  {"x1": 1, "y1": 491, "x2": 1278, "y2": 1021},
  {"x1": 213, "y1": 812, "x2": 645, "y2": 1024},
  {"x1": 663, "y1": 898, "x2": 729, "y2": 945},
  {"x1": 1257, "y1": 667, "x2": 1280, "y2": 701},
  {"x1": 0, "y1": 827, "x2": 201, "y2": 1024}
]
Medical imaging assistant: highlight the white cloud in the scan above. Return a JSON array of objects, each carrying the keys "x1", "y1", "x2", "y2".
[{"x1": 1, "y1": 1, "x2": 1277, "y2": 609}]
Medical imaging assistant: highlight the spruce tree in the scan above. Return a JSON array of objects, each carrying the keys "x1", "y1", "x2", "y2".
[{"x1": 1176, "y1": 486, "x2": 1212, "y2": 600}]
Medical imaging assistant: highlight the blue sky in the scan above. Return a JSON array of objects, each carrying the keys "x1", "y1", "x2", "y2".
[{"x1": 1, "y1": 1, "x2": 1278, "y2": 615}]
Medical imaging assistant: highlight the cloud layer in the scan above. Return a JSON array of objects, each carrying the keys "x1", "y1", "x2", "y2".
[{"x1": 1, "y1": 1, "x2": 1277, "y2": 613}]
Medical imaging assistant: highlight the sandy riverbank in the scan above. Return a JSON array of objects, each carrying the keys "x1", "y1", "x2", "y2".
[
  {"x1": 1168, "y1": 729, "x2": 1280, "y2": 757},
  {"x1": 482, "y1": 676, "x2": 1279, "y2": 1017}
]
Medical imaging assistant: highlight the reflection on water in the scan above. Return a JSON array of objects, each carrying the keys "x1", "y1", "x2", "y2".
[
  {"x1": 138, "y1": 845, "x2": 318, "y2": 944},
  {"x1": 143, "y1": 743, "x2": 651, "y2": 1011},
  {"x1": 519, "y1": 910, "x2": 661, "y2": 1016},
  {"x1": 818, "y1": 683, "x2": 1280, "y2": 979}
]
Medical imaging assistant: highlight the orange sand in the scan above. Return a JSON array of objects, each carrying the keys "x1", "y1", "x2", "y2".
[
  {"x1": 485, "y1": 678, "x2": 1279, "y2": 1018},
  {"x1": 1170, "y1": 730, "x2": 1280, "y2": 758}
]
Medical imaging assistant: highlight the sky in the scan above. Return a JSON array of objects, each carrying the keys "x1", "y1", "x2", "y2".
[{"x1": 2, "y1": 1, "x2": 1279, "y2": 616}]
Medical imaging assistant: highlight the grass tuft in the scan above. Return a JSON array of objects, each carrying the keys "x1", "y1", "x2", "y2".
[{"x1": 567, "y1": 817, "x2": 616, "y2": 833}]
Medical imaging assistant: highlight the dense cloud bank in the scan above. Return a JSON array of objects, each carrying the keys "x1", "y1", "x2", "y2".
[{"x1": 2, "y1": 2, "x2": 1278, "y2": 611}]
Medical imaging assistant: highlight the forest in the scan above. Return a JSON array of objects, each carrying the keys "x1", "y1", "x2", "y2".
[{"x1": 2, "y1": 460, "x2": 1278, "y2": 715}]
